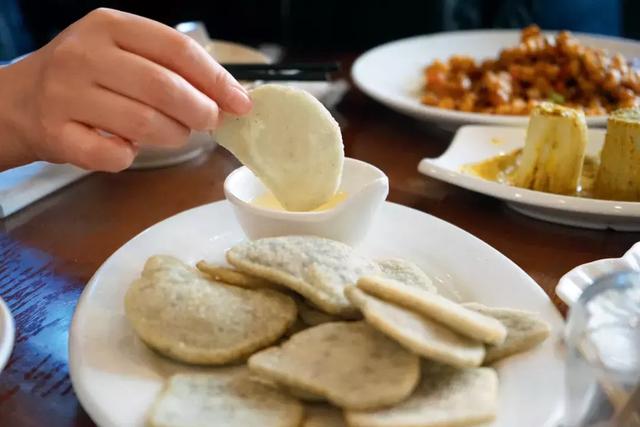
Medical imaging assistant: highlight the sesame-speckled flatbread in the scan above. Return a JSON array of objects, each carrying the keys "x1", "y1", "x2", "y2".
[
  {"x1": 463, "y1": 303, "x2": 551, "y2": 364},
  {"x1": 297, "y1": 300, "x2": 343, "y2": 326},
  {"x1": 303, "y1": 404, "x2": 347, "y2": 427},
  {"x1": 345, "y1": 287, "x2": 484, "y2": 368},
  {"x1": 125, "y1": 255, "x2": 297, "y2": 365},
  {"x1": 249, "y1": 369, "x2": 325, "y2": 402},
  {"x1": 283, "y1": 386, "x2": 326, "y2": 402},
  {"x1": 377, "y1": 258, "x2": 437, "y2": 293},
  {"x1": 227, "y1": 236, "x2": 381, "y2": 316},
  {"x1": 284, "y1": 317, "x2": 309, "y2": 337},
  {"x1": 248, "y1": 321, "x2": 420, "y2": 410},
  {"x1": 346, "y1": 361, "x2": 498, "y2": 427},
  {"x1": 148, "y1": 367, "x2": 303, "y2": 427},
  {"x1": 358, "y1": 276, "x2": 507, "y2": 345},
  {"x1": 196, "y1": 261, "x2": 274, "y2": 289}
]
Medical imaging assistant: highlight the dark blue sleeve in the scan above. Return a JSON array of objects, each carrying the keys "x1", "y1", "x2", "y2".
[
  {"x1": 0, "y1": 0, "x2": 34, "y2": 61},
  {"x1": 531, "y1": 0, "x2": 621, "y2": 36},
  {"x1": 445, "y1": 0, "x2": 622, "y2": 36}
]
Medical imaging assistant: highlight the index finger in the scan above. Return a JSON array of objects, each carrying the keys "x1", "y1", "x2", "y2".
[{"x1": 100, "y1": 9, "x2": 252, "y2": 115}]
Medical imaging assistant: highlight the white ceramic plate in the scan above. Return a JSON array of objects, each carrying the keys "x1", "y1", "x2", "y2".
[
  {"x1": 0, "y1": 296, "x2": 15, "y2": 374},
  {"x1": 69, "y1": 200, "x2": 564, "y2": 427},
  {"x1": 557, "y1": 242, "x2": 640, "y2": 306},
  {"x1": 419, "y1": 125, "x2": 640, "y2": 230},
  {"x1": 352, "y1": 30, "x2": 640, "y2": 129}
]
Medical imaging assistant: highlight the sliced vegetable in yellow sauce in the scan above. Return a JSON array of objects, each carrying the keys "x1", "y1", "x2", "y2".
[{"x1": 462, "y1": 149, "x2": 599, "y2": 197}]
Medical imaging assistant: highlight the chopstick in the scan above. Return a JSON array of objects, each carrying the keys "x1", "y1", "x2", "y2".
[
  {"x1": 222, "y1": 62, "x2": 340, "y2": 81},
  {"x1": 223, "y1": 63, "x2": 340, "y2": 71}
]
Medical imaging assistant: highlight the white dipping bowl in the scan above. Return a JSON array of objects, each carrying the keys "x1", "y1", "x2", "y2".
[{"x1": 224, "y1": 158, "x2": 389, "y2": 245}]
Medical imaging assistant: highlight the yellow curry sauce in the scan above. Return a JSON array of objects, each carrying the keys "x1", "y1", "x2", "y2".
[
  {"x1": 252, "y1": 191, "x2": 348, "y2": 212},
  {"x1": 462, "y1": 149, "x2": 599, "y2": 197}
]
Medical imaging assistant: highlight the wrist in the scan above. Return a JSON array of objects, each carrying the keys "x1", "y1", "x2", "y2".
[{"x1": 0, "y1": 60, "x2": 37, "y2": 169}]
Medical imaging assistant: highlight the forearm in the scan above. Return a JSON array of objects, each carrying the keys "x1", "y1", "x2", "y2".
[{"x1": 0, "y1": 63, "x2": 37, "y2": 170}]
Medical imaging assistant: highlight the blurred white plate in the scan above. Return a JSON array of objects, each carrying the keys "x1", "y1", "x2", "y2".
[
  {"x1": 352, "y1": 30, "x2": 640, "y2": 130},
  {"x1": 557, "y1": 242, "x2": 640, "y2": 306},
  {"x1": 418, "y1": 125, "x2": 640, "y2": 230},
  {"x1": 0, "y1": 296, "x2": 15, "y2": 374},
  {"x1": 69, "y1": 200, "x2": 564, "y2": 427}
]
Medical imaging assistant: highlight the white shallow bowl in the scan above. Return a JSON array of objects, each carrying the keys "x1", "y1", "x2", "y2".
[
  {"x1": 557, "y1": 241, "x2": 640, "y2": 306},
  {"x1": 130, "y1": 131, "x2": 214, "y2": 170},
  {"x1": 69, "y1": 200, "x2": 565, "y2": 427},
  {"x1": 419, "y1": 125, "x2": 640, "y2": 230},
  {"x1": 224, "y1": 158, "x2": 389, "y2": 246},
  {"x1": 352, "y1": 30, "x2": 640, "y2": 130},
  {"x1": 0, "y1": 296, "x2": 15, "y2": 374}
]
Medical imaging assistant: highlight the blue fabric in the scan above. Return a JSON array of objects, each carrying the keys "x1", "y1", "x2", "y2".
[
  {"x1": 446, "y1": 0, "x2": 621, "y2": 36},
  {"x1": 531, "y1": 0, "x2": 621, "y2": 36},
  {"x1": 0, "y1": 0, "x2": 629, "y2": 58},
  {"x1": 0, "y1": 0, "x2": 34, "y2": 61}
]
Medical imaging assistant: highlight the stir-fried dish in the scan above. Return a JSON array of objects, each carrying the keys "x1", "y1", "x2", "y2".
[{"x1": 421, "y1": 25, "x2": 640, "y2": 115}]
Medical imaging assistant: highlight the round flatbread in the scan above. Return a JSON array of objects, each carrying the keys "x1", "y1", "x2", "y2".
[
  {"x1": 357, "y1": 276, "x2": 507, "y2": 345},
  {"x1": 463, "y1": 302, "x2": 551, "y2": 364},
  {"x1": 124, "y1": 255, "x2": 297, "y2": 365},
  {"x1": 248, "y1": 321, "x2": 420, "y2": 410},
  {"x1": 346, "y1": 361, "x2": 498, "y2": 427},
  {"x1": 297, "y1": 300, "x2": 342, "y2": 326},
  {"x1": 303, "y1": 404, "x2": 347, "y2": 427},
  {"x1": 376, "y1": 258, "x2": 437, "y2": 293},
  {"x1": 148, "y1": 368, "x2": 303, "y2": 427},
  {"x1": 215, "y1": 84, "x2": 344, "y2": 211},
  {"x1": 196, "y1": 261, "x2": 274, "y2": 289},
  {"x1": 345, "y1": 287, "x2": 485, "y2": 368},
  {"x1": 249, "y1": 371, "x2": 324, "y2": 402},
  {"x1": 284, "y1": 317, "x2": 309, "y2": 337},
  {"x1": 227, "y1": 236, "x2": 381, "y2": 316}
]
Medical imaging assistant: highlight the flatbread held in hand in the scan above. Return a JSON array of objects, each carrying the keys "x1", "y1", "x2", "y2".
[{"x1": 215, "y1": 84, "x2": 344, "y2": 211}]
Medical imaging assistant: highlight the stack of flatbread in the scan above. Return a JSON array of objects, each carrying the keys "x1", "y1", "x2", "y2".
[{"x1": 124, "y1": 235, "x2": 551, "y2": 427}]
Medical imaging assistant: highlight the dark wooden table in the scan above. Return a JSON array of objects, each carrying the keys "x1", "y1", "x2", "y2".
[{"x1": 1, "y1": 55, "x2": 639, "y2": 427}]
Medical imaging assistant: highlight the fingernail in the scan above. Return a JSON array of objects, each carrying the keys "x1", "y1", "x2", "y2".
[{"x1": 228, "y1": 85, "x2": 252, "y2": 115}]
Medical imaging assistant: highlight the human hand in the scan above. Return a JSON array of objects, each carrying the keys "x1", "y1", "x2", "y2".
[{"x1": 0, "y1": 8, "x2": 251, "y2": 171}]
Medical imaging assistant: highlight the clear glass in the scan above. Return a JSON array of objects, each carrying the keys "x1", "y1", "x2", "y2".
[{"x1": 564, "y1": 271, "x2": 640, "y2": 427}]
